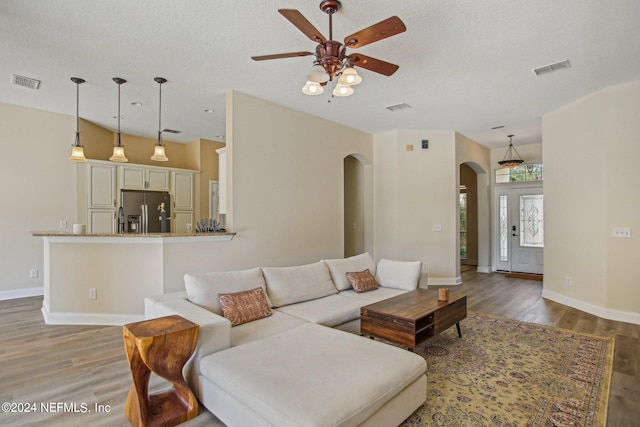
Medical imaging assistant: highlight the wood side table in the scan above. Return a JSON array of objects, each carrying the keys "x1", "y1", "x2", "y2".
[{"x1": 123, "y1": 315, "x2": 199, "y2": 427}]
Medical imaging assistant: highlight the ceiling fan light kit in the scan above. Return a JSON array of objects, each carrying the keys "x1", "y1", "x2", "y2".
[{"x1": 252, "y1": 0, "x2": 406, "y2": 98}]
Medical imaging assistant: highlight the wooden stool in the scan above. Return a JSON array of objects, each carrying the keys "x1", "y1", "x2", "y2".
[{"x1": 123, "y1": 315, "x2": 199, "y2": 427}]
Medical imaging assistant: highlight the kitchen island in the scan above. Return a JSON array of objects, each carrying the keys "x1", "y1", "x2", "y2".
[{"x1": 32, "y1": 231, "x2": 235, "y2": 325}]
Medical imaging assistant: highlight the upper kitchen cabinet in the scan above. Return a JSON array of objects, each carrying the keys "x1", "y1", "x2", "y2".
[
  {"x1": 172, "y1": 171, "x2": 195, "y2": 211},
  {"x1": 120, "y1": 165, "x2": 170, "y2": 191},
  {"x1": 88, "y1": 163, "x2": 117, "y2": 208}
]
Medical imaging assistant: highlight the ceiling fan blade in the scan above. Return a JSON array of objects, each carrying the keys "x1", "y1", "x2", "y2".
[
  {"x1": 279, "y1": 9, "x2": 327, "y2": 43},
  {"x1": 344, "y1": 16, "x2": 406, "y2": 48},
  {"x1": 251, "y1": 51, "x2": 314, "y2": 61},
  {"x1": 348, "y1": 54, "x2": 399, "y2": 76}
]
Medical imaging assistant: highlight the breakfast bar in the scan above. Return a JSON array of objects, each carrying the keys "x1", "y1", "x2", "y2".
[{"x1": 32, "y1": 231, "x2": 235, "y2": 325}]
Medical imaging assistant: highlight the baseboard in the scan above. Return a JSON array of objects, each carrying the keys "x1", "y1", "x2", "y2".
[
  {"x1": 428, "y1": 277, "x2": 462, "y2": 286},
  {"x1": 476, "y1": 266, "x2": 491, "y2": 273},
  {"x1": 41, "y1": 305, "x2": 144, "y2": 326},
  {"x1": 0, "y1": 286, "x2": 44, "y2": 301},
  {"x1": 542, "y1": 289, "x2": 640, "y2": 325}
]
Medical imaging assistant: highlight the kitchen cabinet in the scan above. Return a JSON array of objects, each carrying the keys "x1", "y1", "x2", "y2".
[
  {"x1": 172, "y1": 171, "x2": 194, "y2": 211},
  {"x1": 78, "y1": 161, "x2": 197, "y2": 234},
  {"x1": 89, "y1": 163, "x2": 117, "y2": 208},
  {"x1": 171, "y1": 171, "x2": 195, "y2": 233},
  {"x1": 88, "y1": 209, "x2": 116, "y2": 234},
  {"x1": 173, "y1": 211, "x2": 194, "y2": 234},
  {"x1": 120, "y1": 166, "x2": 170, "y2": 191}
]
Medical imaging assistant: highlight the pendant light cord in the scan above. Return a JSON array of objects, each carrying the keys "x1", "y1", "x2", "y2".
[
  {"x1": 76, "y1": 82, "x2": 80, "y2": 134},
  {"x1": 158, "y1": 81, "x2": 162, "y2": 136}
]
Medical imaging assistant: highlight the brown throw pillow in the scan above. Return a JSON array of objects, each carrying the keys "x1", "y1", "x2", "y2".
[
  {"x1": 218, "y1": 287, "x2": 273, "y2": 326},
  {"x1": 346, "y1": 269, "x2": 379, "y2": 293}
]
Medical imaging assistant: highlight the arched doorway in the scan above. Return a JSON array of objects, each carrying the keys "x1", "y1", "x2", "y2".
[
  {"x1": 459, "y1": 162, "x2": 490, "y2": 276},
  {"x1": 344, "y1": 154, "x2": 372, "y2": 257}
]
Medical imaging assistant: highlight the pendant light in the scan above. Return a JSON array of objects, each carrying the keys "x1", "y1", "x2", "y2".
[
  {"x1": 68, "y1": 77, "x2": 88, "y2": 162},
  {"x1": 109, "y1": 77, "x2": 128, "y2": 162},
  {"x1": 498, "y1": 134, "x2": 524, "y2": 168},
  {"x1": 151, "y1": 77, "x2": 169, "y2": 162}
]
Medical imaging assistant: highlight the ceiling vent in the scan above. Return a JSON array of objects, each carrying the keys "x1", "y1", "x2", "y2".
[
  {"x1": 532, "y1": 60, "x2": 571, "y2": 76},
  {"x1": 162, "y1": 128, "x2": 182, "y2": 134},
  {"x1": 385, "y1": 103, "x2": 412, "y2": 112},
  {"x1": 12, "y1": 74, "x2": 41, "y2": 90}
]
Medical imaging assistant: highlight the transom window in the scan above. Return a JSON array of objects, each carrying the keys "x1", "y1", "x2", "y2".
[{"x1": 496, "y1": 163, "x2": 543, "y2": 183}]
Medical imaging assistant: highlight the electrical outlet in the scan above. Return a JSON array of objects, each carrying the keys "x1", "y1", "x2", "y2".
[
  {"x1": 59, "y1": 220, "x2": 67, "y2": 230},
  {"x1": 432, "y1": 224, "x2": 442, "y2": 232},
  {"x1": 89, "y1": 288, "x2": 97, "y2": 300},
  {"x1": 565, "y1": 276, "x2": 572, "y2": 288},
  {"x1": 30, "y1": 268, "x2": 38, "y2": 278},
  {"x1": 612, "y1": 227, "x2": 632, "y2": 238}
]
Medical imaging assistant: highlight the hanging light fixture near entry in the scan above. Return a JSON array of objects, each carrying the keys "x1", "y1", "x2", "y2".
[
  {"x1": 498, "y1": 134, "x2": 524, "y2": 168},
  {"x1": 151, "y1": 77, "x2": 169, "y2": 162},
  {"x1": 68, "y1": 77, "x2": 88, "y2": 162},
  {"x1": 109, "y1": 78, "x2": 129, "y2": 162}
]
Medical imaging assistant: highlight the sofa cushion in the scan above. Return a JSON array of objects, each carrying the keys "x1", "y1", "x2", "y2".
[
  {"x1": 346, "y1": 269, "x2": 379, "y2": 293},
  {"x1": 262, "y1": 261, "x2": 337, "y2": 307},
  {"x1": 184, "y1": 267, "x2": 270, "y2": 316},
  {"x1": 230, "y1": 310, "x2": 308, "y2": 347},
  {"x1": 339, "y1": 287, "x2": 409, "y2": 302},
  {"x1": 275, "y1": 294, "x2": 366, "y2": 327},
  {"x1": 219, "y1": 287, "x2": 272, "y2": 326},
  {"x1": 200, "y1": 323, "x2": 426, "y2": 427},
  {"x1": 323, "y1": 252, "x2": 377, "y2": 291},
  {"x1": 376, "y1": 259, "x2": 422, "y2": 291}
]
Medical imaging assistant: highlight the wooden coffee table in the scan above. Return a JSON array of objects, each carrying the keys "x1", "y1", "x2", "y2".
[{"x1": 360, "y1": 289, "x2": 467, "y2": 350}]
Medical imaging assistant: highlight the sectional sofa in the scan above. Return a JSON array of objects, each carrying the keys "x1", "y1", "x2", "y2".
[{"x1": 145, "y1": 253, "x2": 428, "y2": 427}]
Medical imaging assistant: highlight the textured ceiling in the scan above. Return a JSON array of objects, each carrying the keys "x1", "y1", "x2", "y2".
[{"x1": 2, "y1": 0, "x2": 640, "y2": 149}]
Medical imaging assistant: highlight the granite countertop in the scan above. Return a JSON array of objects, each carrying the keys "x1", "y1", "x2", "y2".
[{"x1": 32, "y1": 231, "x2": 235, "y2": 238}]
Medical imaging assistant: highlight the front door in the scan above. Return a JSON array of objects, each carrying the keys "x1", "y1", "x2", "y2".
[{"x1": 496, "y1": 187, "x2": 544, "y2": 274}]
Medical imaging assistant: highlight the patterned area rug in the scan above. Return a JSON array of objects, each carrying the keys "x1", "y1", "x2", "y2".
[{"x1": 400, "y1": 312, "x2": 614, "y2": 427}]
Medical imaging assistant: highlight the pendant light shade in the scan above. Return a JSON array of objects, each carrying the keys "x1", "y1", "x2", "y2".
[
  {"x1": 498, "y1": 134, "x2": 524, "y2": 168},
  {"x1": 307, "y1": 64, "x2": 330, "y2": 84},
  {"x1": 301, "y1": 80, "x2": 324, "y2": 95},
  {"x1": 68, "y1": 77, "x2": 88, "y2": 162},
  {"x1": 338, "y1": 67, "x2": 362, "y2": 86},
  {"x1": 109, "y1": 77, "x2": 128, "y2": 162},
  {"x1": 151, "y1": 77, "x2": 169, "y2": 162},
  {"x1": 332, "y1": 82, "x2": 354, "y2": 97}
]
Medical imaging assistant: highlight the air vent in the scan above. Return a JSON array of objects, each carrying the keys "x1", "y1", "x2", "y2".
[
  {"x1": 12, "y1": 74, "x2": 41, "y2": 90},
  {"x1": 162, "y1": 128, "x2": 181, "y2": 134},
  {"x1": 385, "y1": 103, "x2": 412, "y2": 112},
  {"x1": 532, "y1": 60, "x2": 571, "y2": 76},
  {"x1": 491, "y1": 125, "x2": 505, "y2": 130}
]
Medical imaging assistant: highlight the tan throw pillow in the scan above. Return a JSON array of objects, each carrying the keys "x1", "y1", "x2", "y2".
[
  {"x1": 346, "y1": 270, "x2": 379, "y2": 293},
  {"x1": 218, "y1": 287, "x2": 273, "y2": 326}
]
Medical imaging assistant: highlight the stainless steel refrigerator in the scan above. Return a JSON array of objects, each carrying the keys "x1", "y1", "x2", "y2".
[{"x1": 120, "y1": 190, "x2": 171, "y2": 233}]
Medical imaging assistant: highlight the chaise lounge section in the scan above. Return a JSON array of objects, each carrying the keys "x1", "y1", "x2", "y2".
[{"x1": 145, "y1": 253, "x2": 427, "y2": 427}]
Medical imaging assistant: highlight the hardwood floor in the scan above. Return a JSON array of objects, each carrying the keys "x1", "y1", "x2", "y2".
[{"x1": 1, "y1": 271, "x2": 638, "y2": 426}]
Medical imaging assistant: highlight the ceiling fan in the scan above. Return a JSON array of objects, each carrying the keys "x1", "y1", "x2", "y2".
[{"x1": 251, "y1": 0, "x2": 406, "y2": 96}]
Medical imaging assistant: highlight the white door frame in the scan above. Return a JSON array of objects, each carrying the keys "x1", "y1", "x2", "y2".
[{"x1": 495, "y1": 186, "x2": 544, "y2": 274}]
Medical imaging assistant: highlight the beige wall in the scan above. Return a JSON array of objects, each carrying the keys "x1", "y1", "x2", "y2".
[
  {"x1": 543, "y1": 80, "x2": 640, "y2": 322},
  {"x1": 374, "y1": 130, "x2": 459, "y2": 283},
  {"x1": 0, "y1": 103, "x2": 77, "y2": 297},
  {"x1": 224, "y1": 91, "x2": 374, "y2": 267}
]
